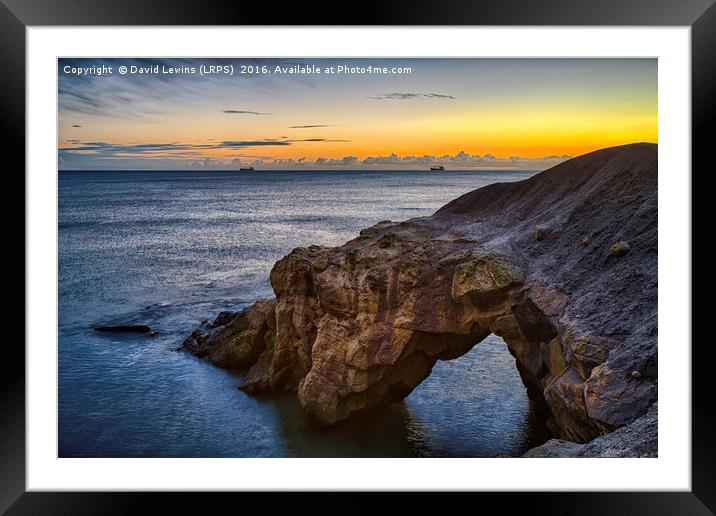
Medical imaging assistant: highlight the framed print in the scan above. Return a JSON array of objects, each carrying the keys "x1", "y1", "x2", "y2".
[{"x1": 5, "y1": 0, "x2": 713, "y2": 512}]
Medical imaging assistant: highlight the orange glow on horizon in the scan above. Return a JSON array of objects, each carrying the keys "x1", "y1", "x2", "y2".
[{"x1": 58, "y1": 58, "x2": 658, "y2": 168}]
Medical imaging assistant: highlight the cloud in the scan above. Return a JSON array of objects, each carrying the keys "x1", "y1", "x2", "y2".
[
  {"x1": 59, "y1": 141, "x2": 212, "y2": 155},
  {"x1": 287, "y1": 138, "x2": 349, "y2": 143},
  {"x1": 222, "y1": 110, "x2": 272, "y2": 115},
  {"x1": 305, "y1": 151, "x2": 569, "y2": 170},
  {"x1": 251, "y1": 151, "x2": 570, "y2": 171},
  {"x1": 57, "y1": 140, "x2": 294, "y2": 161},
  {"x1": 288, "y1": 124, "x2": 334, "y2": 129},
  {"x1": 219, "y1": 140, "x2": 290, "y2": 148},
  {"x1": 58, "y1": 137, "x2": 349, "y2": 159},
  {"x1": 58, "y1": 58, "x2": 321, "y2": 120},
  {"x1": 58, "y1": 140, "x2": 569, "y2": 171},
  {"x1": 315, "y1": 156, "x2": 360, "y2": 166},
  {"x1": 367, "y1": 92, "x2": 456, "y2": 100}
]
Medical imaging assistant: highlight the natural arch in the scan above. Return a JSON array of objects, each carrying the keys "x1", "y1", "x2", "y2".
[
  {"x1": 182, "y1": 143, "x2": 658, "y2": 451},
  {"x1": 184, "y1": 222, "x2": 624, "y2": 444},
  {"x1": 292, "y1": 250, "x2": 576, "y2": 435},
  {"x1": 402, "y1": 332, "x2": 553, "y2": 456},
  {"x1": 185, "y1": 223, "x2": 619, "y2": 443}
]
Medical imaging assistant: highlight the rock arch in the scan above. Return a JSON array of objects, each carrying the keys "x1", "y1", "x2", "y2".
[
  {"x1": 185, "y1": 220, "x2": 642, "y2": 443},
  {"x1": 182, "y1": 143, "x2": 658, "y2": 448},
  {"x1": 261, "y1": 228, "x2": 608, "y2": 441}
]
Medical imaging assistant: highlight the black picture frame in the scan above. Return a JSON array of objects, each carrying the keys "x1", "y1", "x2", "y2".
[{"x1": 4, "y1": 0, "x2": 713, "y2": 513}]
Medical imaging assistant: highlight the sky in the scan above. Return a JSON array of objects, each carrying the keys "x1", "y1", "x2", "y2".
[{"x1": 58, "y1": 58, "x2": 657, "y2": 170}]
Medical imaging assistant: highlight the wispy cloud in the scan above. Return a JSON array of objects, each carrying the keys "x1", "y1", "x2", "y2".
[
  {"x1": 288, "y1": 138, "x2": 349, "y2": 143},
  {"x1": 58, "y1": 140, "x2": 293, "y2": 156},
  {"x1": 288, "y1": 124, "x2": 334, "y2": 129},
  {"x1": 367, "y1": 92, "x2": 456, "y2": 100},
  {"x1": 220, "y1": 140, "x2": 290, "y2": 148},
  {"x1": 57, "y1": 137, "x2": 351, "y2": 167},
  {"x1": 58, "y1": 58, "x2": 300, "y2": 120},
  {"x1": 223, "y1": 110, "x2": 273, "y2": 115}
]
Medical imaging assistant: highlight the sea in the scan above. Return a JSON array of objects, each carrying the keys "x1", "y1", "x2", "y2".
[{"x1": 58, "y1": 169, "x2": 551, "y2": 457}]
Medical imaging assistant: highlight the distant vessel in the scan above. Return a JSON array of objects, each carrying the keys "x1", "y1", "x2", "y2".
[
  {"x1": 430, "y1": 165, "x2": 445, "y2": 171},
  {"x1": 239, "y1": 167, "x2": 255, "y2": 171}
]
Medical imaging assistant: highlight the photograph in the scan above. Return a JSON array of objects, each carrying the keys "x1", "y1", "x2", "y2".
[
  {"x1": 57, "y1": 57, "x2": 659, "y2": 459},
  {"x1": 4, "y1": 0, "x2": 710, "y2": 508}
]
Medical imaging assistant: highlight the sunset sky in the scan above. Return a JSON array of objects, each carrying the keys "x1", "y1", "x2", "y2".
[{"x1": 58, "y1": 58, "x2": 657, "y2": 170}]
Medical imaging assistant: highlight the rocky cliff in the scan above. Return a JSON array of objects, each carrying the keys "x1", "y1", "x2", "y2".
[{"x1": 182, "y1": 142, "x2": 658, "y2": 457}]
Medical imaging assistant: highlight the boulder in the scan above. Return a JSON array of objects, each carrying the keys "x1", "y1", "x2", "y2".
[{"x1": 610, "y1": 240, "x2": 631, "y2": 256}]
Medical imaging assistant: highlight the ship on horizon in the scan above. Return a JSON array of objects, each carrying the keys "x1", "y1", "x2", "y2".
[
  {"x1": 239, "y1": 167, "x2": 255, "y2": 171},
  {"x1": 430, "y1": 165, "x2": 445, "y2": 171}
]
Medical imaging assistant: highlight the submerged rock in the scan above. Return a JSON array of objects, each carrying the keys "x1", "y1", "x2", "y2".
[
  {"x1": 182, "y1": 143, "x2": 658, "y2": 455},
  {"x1": 95, "y1": 324, "x2": 157, "y2": 335}
]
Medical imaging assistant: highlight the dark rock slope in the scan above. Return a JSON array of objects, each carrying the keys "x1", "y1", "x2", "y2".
[{"x1": 181, "y1": 142, "x2": 658, "y2": 457}]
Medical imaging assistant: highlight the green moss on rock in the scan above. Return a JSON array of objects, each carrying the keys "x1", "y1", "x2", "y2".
[
  {"x1": 267, "y1": 333, "x2": 277, "y2": 351},
  {"x1": 451, "y1": 254, "x2": 523, "y2": 302}
]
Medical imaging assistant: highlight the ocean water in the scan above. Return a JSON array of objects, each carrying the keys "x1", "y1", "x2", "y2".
[{"x1": 58, "y1": 169, "x2": 550, "y2": 457}]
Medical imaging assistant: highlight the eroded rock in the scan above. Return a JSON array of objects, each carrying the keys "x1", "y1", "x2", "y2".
[
  {"x1": 213, "y1": 311, "x2": 236, "y2": 326},
  {"x1": 182, "y1": 143, "x2": 658, "y2": 454},
  {"x1": 451, "y1": 254, "x2": 523, "y2": 310},
  {"x1": 180, "y1": 299, "x2": 276, "y2": 370}
]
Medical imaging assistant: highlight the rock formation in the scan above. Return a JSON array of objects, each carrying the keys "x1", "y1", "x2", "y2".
[
  {"x1": 522, "y1": 403, "x2": 658, "y2": 457},
  {"x1": 95, "y1": 324, "x2": 157, "y2": 335},
  {"x1": 181, "y1": 299, "x2": 276, "y2": 369},
  {"x1": 181, "y1": 143, "x2": 658, "y2": 457}
]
